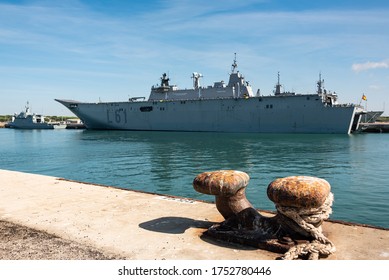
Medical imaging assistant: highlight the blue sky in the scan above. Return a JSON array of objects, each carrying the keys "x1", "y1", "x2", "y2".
[{"x1": 1, "y1": 0, "x2": 389, "y2": 116}]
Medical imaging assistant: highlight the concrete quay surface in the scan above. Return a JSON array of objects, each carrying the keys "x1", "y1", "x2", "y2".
[{"x1": 0, "y1": 169, "x2": 388, "y2": 260}]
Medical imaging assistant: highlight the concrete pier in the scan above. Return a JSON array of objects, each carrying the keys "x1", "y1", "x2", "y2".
[
  {"x1": 0, "y1": 169, "x2": 388, "y2": 260},
  {"x1": 359, "y1": 122, "x2": 389, "y2": 133}
]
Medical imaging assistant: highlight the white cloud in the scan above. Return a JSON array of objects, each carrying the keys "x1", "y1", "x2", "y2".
[
  {"x1": 369, "y1": 84, "x2": 381, "y2": 90},
  {"x1": 352, "y1": 61, "x2": 389, "y2": 72}
]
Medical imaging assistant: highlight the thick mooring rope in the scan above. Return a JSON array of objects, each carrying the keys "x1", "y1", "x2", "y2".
[{"x1": 275, "y1": 193, "x2": 336, "y2": 260}]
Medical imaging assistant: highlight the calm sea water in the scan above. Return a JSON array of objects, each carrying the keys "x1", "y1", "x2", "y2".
[{"x1": 0, "y1": 128, "x2": 388, "y2": 228}]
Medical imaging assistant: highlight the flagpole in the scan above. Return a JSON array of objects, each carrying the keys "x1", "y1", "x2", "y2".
[
  {"x1": 359, "y1": 94, "x2": 367, "y2": 106},
  {"x1": 360, "y1": 94, "x2": 367, "y2": 122}
]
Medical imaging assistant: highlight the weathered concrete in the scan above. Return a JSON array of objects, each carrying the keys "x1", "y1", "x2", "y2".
[{"x1": 0, "y1": 169, "x2": 388, "y2": 260}]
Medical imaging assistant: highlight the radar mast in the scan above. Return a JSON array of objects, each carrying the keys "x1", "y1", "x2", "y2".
[
  {"x1": 231, "y1": 53, "x2": 238, "y2": 73},
  {"x1": 317, "y1": 73, "x2": 324, "y2": 95},
  {"x1": 274, "y1": 72, "x2": 282, "y2": 95}
]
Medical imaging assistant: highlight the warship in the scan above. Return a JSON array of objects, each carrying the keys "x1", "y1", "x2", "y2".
[
  {"x1": 7, "y1": 102, "x2": 65, "y2": 129},
  {"x1": 56, "y1": 55, "x2": 364, "y2": 134}
]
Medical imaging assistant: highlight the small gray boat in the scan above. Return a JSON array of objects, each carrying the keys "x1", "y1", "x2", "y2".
[{"x1": 7, "y1": 102, "x2": 65, "y2": 129}]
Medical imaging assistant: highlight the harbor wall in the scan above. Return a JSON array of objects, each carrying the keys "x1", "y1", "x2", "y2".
[{"x1": 0, "y1": 169, "x2": 388, "y2": 260}]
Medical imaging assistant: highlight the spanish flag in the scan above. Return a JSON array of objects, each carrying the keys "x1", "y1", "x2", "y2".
[{"x1": 362, "y1": 94, "x2": 367, "y2": 101}]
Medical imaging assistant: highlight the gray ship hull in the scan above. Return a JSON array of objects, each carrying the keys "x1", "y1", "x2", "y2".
[
  {"x1": 56, "y1": 95, "x2": 361, "y2": 134},
  {"x1": 7, "y1": 122, "x2": 56, "y2": 129}
]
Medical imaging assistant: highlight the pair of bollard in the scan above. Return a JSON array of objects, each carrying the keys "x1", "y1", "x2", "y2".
[{"x1": 193, "y1": 170, "x2": 335, "y2": 260}]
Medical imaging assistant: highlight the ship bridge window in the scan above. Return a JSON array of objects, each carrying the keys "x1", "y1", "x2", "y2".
[
  {"x1": 140, "y1": 106, "x2": 153, "y2": 112},
  {"x1": 266, "y1": 104, "x2": 273, "y2": 109}
]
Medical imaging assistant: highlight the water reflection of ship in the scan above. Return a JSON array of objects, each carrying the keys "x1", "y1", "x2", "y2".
[{"x1": 79, "y1": 131, "x2": 347, "y2": 201}]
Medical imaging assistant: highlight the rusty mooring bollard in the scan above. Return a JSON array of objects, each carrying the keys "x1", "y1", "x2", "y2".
[
  {"x1": 193, "y1": 170, "x2": 253, "y2": 219},
  {"x1": 193, "y1": 171, "x2": 335, "y2": 260},
  {"x1": 267, "y1": 175, "x2": 335, "y2": 259},
  {"x1": 267, "y1": 176, "x2": 331, "y2": 208}
]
